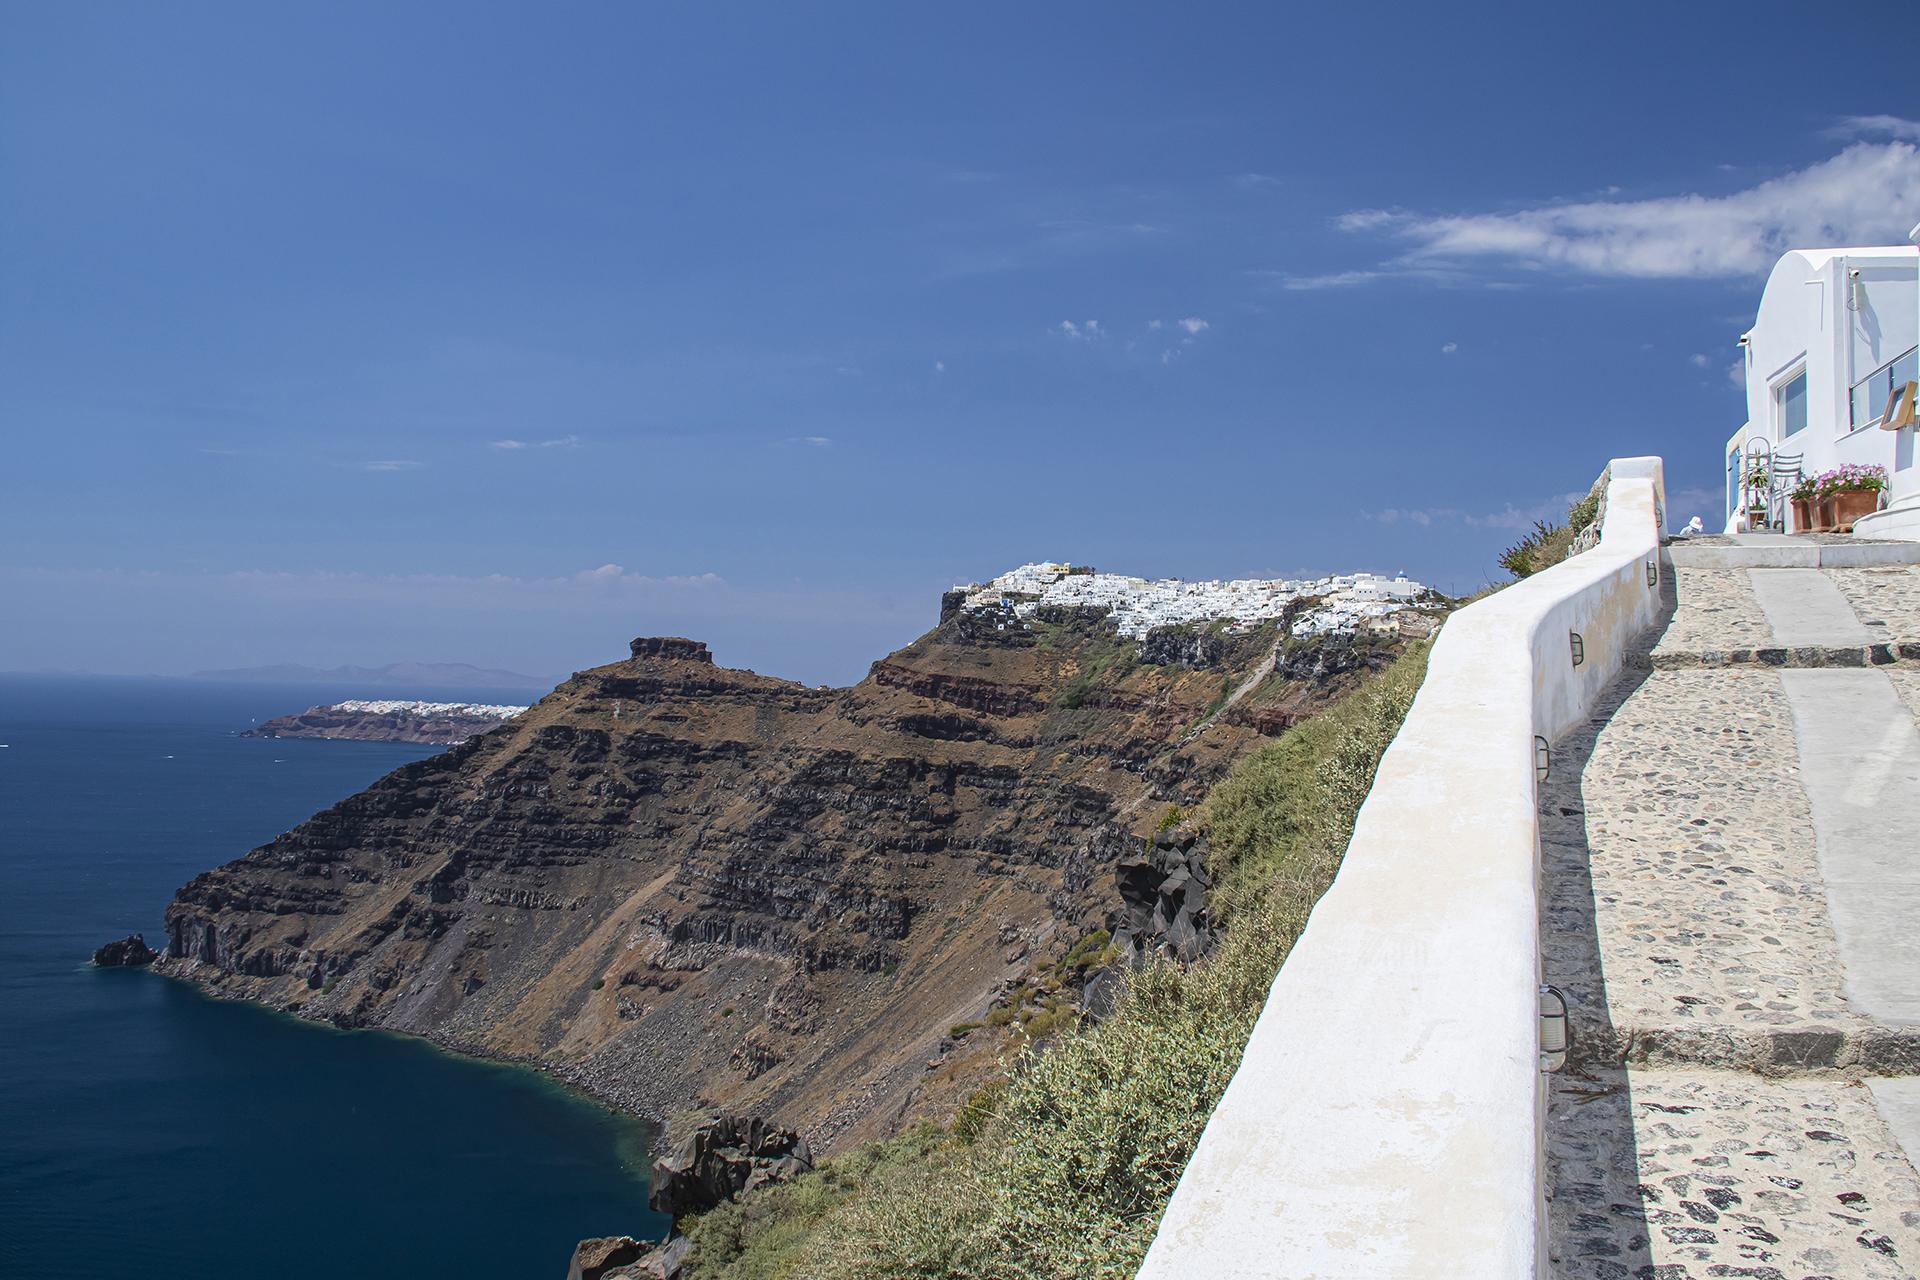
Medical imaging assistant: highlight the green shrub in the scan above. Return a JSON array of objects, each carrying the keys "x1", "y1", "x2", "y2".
[
  {"x1": 1500, "y1": 482, "x2": 1605, "y2": 579},
  {"x1": 682, "y1": 1127, "x2": 950, "y2": 1280}
]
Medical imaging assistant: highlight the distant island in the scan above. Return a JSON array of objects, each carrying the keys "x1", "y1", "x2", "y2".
[
  {"x1": 192, "y1": 660, "x2": 553, "y2": 692},
  {"x1": 242, "y1": 699, "x2": 530, "y2": 745}
]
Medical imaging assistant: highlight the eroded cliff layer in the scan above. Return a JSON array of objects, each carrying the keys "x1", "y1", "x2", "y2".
[{"x1": 160, "y1": 609, "x2": 1414, "y2": 1150}]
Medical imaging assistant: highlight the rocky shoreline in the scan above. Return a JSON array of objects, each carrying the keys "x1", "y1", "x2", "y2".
[{"x1": 151, "y1": 953, "x2": 674, "y2": 1125}]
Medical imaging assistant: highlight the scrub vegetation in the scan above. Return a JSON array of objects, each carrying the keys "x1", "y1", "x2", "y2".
[
  {"x1": 680, "y1": 643, "x2": 1432, "y2": 1280},
  {"x1": 1498, "y1": 482, "x2": 1605, "y2": 579}
]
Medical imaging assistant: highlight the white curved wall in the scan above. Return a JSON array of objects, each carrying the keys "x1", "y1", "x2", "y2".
[{"x1": 1137, "y1": 457, "x2": 1666, "y2": 1280}]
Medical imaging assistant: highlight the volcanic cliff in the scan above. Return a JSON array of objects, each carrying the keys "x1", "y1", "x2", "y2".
[{"x1": 158, "y1": 596, "x2": 1425, "y2": 1151}]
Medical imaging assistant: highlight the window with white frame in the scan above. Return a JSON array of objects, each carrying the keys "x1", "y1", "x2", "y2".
[{"x1": 1777, "y1": 368, "x2": 1808, "y2": 437}]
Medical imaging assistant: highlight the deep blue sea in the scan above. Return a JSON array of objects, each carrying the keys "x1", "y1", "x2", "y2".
[{"x1": 0, "y1": 675, "x2": 666, "y2": 1278}]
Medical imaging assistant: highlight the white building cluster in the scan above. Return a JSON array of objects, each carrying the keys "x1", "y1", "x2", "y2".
[
  {"x1": 333, "y1": 699, "x2": 529, "y2": 719},
  {"x1": 956, "y1": 562, "x2": 1434, "y2": 642}
]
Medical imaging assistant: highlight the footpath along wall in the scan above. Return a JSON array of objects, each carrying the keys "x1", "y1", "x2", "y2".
[{"x1": 1138, "y1": 457, "x2": 1667, "y2": 1279}]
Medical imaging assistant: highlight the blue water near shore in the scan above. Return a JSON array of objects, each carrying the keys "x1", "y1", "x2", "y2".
[{"x1": 0, "y1": 675, "x2": 665, "y2": 1278}]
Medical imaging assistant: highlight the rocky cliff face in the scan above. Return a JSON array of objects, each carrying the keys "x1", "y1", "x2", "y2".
[{"x1": 158, "y1": 607, "x2": 1410, "y2": 1151}]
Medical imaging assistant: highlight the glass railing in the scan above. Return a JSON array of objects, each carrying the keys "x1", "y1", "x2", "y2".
[{"x1": 1851, "y1": 345, "x2": 1918, "y2": 428}]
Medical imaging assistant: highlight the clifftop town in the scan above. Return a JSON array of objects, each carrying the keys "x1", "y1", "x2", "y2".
[{"x1": 950, "y1": 562, "x2": 1436, "y2": 640}]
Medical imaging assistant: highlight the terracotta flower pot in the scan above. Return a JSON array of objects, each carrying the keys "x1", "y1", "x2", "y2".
[
  {"x1": 1790, "y1": 498, "x2": 1812, "y2": 532},
  {"x1": 1830, "y1": 488, "x2": 1880, "y2": 530}
]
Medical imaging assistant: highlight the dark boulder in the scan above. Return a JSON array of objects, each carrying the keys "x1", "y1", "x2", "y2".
[
  {"x1": 1139, "y1": 626, "x2": 1227, "y2": 668},
  {"x1": 92, "y1": 934, "x2": 158, "y2": 967},
  {"x1": 567, "y1": 1236, "x2": 647, "y2": 1280},
  {"x1": 1108, "y1": 825, "x2": 1215, "y2": 964},
  {"x1": 564, "y1": 1233, "x2": 692, "y2": 1280},
  {"x1": 648, "y1": 1114, "x2": 814, "y2": 1219}
]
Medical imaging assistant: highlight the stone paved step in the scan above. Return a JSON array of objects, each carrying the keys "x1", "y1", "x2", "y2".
[
  {"x1": 1778, "y1": 671, "x2": 1920, "y2": 1029},
  {"x1": 1832, "y1": 567, "x2": 1920, "y2": 636},
  {"x1": 1643, "y1": 566, "x2": 1920, "y2": 669},
  {"x1": 1547, "y1": 562, "x2": 1920, "y2": 1278},
  {"x1": 1548, "y1": 1067, "x2": 1920, "y2": 1280},
  {"x1": 1667, "y1": 536, "x2": 1920, "y2": 569},
  {"x1": 1752, "y1": 570, "x2": 1884, "y2": 648},
  {"x1": 1541, "y1": 667, "x2": 1920, "y2": 1074},
  {"x1": 1543, "y1": 669, "x2": 1872, "y2": 1057}
]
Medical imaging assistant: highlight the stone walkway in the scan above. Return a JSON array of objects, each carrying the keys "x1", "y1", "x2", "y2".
[{"x1": 1545, "y1": 560, "x2": 1920, "y2": 1279}]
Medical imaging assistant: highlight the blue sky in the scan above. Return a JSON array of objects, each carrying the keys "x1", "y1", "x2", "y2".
[{"x1": 5, "y1": 3, "x2": 1920, "y2": 685}]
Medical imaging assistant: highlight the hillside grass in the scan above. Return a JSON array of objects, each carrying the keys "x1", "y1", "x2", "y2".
[{"x1": 681, "y1": 642, "x2": 1433, "y2": 1280}]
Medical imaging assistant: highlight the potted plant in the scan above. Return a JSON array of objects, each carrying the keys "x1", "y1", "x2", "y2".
[
  {"x1": 1812, "y1": 463, "x2": 1887, "y2": 531},
  {"x1": 1790, "y1": 475, "x2": 1817, "y2": 532},
  {"x1": 1744, "y1": 460, "x2": 1771, "y2": 530}
]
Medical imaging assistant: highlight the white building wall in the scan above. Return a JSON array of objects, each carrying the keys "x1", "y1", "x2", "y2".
[{"x1": 1735, "y1": 246, "x2": 1920, "y2": 526}]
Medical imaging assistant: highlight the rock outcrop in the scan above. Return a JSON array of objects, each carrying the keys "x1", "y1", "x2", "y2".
[
  {"x1": 155, "y1": 607, "x2": 1414, "y2": 1153},
  {"x1": 1111, "y1": 823, "x2": 1217, "y2": 963},
  {"x1": 92, "y1": 933, "x2": 158, "y2": 966},
  {"x1": 567, "y1": 1236, "x2": 648, "y2": 1280},
  {"x1": 565, "y1": 1234, "x2": 690, "y2": 1280},
  {"x1": 649, "y1": 1114, "x2": 813, "y2": 1218}
]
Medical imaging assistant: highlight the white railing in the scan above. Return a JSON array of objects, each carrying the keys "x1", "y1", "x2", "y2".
[{"x1": 1138, "y1": 457, "x2": 1667, "y2": 1280}]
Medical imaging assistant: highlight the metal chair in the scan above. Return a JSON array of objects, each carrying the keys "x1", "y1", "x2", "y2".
[{"x1": 1766, "y1": 451, "x2": 1804, "y2": 532}]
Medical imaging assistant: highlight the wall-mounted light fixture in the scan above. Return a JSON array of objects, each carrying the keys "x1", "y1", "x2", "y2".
[
  {"x1": 1569, "y1": 631, "x2": 1585, "y2": 668},
  {"x1": 1539, "y1": 985, "x2": 1571, "y2": 1073},
  {"x1": 1646, "y1": 558, "x2": 1658, "y2": 587},
  {"x1": 1533, "y1": 735, "x2": 1550, "y2": 784}
]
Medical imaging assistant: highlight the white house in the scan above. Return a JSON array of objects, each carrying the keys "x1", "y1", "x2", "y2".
[{"x1": 1724, "y1": 241, "x2": 1920, "y2": 536}]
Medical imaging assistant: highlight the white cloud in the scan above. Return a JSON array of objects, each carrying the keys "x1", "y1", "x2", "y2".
[
  {"x1": 363, "y1": 460, "x2": 422, "y2": 472},
  {"x1": 1324, "y1": 141, "x2": 1920, "y2": 282},
  {"x1": 933, "y1": 360, "x2": 946, "y2": 373},
  {"x1": 1232, "y1": 172, "x2": 1283, "y2": 190},
  {"x1": 781, "y1": 435, "x2": 832, "y2": 448},
  {"x1": 1178, "y1": 317, "x2": 1209, "y2": 335},
  {"x1": 1831, "y1": 115, "x2": 1920, "y2": 141},
  {"x1": 1276, "y1": 269, "x2": 1389, "y2": 291},
  {"x1": 1370, "y1": 507, "x2": 1450, "y2": 527},
  {"x1": 492, "y1": 435, "x2": 579, "y2": 451},
  {"x1": 1147, "y1": 318, "x2": 1164, "y2": 331},
  {"x1": 1441, "y1": 342, "x2": 1459, "y2": 355},
  {"x1": 1729, "y1": 359, "x2": 1747, "y2": 388},
  {"x1": 1690, "y1": 353, "x2": 1711, "y2": 368},
  {"x1": 1366, "y1": 490, "x2": 1586, "y2": 531},
  {"x1": 1058, "y1": 319, "x2": 1103, "y2": 340}
]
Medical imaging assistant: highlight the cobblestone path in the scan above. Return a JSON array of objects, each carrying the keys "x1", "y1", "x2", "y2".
[{"x1": 1545, "y1": 562, "x2": 1920, "y2": 1280}]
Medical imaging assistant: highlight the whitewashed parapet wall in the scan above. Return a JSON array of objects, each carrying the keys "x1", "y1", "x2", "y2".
[{"x1": 1138, "y1": 456, "x2": 1667, "y2": 1280}]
